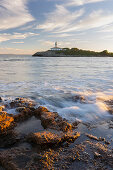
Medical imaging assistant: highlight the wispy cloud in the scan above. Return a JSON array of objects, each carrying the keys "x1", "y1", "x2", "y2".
[
  {"x1": 12, "y1": 42, "x2": 24, "y2": 44},
  {"x1": 56, "y1": 10, "x2": 113, "y2": 33},
  {"x1": 0, "y1": 32, "x2": 39, "y2": 43},
  {"x1": 0, "y1": 0, "x2": 34, "y2": 30},
  {"x1": 64, "y1": 0, "x2": 107, "y2": 7},
  {"x1": 37, "y1": 2, "x2": 113, "y2": 35},
  {"x1": 37, "y1": 5, "x2": 84, "y2": 32}
]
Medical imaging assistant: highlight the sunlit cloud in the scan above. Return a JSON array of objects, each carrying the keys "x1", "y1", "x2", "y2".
[
  {"x1": 0, "y1": 0, "x2": 34, "y2": 30},
  {"x1": 56, "y1": 10, "x2": 113, "y2": 33},
  {"x1": 64, "y1": 0, "x2": 107, "y2": 7},
  {"x1": 12, "y1": 42, "x2": 24, "y2": 44},
  {"x1": 37, "y1": 5, "x2": 84, "y2": 32},
  {"x1": 0, "y1": 32, "x2": 39, "y2": 43}
]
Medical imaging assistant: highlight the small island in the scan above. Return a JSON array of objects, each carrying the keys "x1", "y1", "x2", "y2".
[{"x1": 33, "y1": 42, "x2": 113, "y2": 57}]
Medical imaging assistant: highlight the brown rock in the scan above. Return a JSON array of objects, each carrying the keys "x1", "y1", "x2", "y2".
[
  {"x1": 40, "y1": 111, "x2": 58, "y2": 128},
  {"x1": 13, "y1": 108, "x2": 33, "y2": 122},
  {"x1": 86, "y1": 134, "x2": 99, "y2": 141},
  {"x1": 35, "y1": 107, "x2": 73, "y2": 132},
  {"x1": 0, "y1": 130, "x2": 17, "y2": 147},
  {"x1": 0, "y1": 106, "x2": 4, "y2": 112},
  {"x1": 16, "y1": 107, "x2": 26, "y2": 113},
  {"x1": 0, "y1": 112, "x2": 14, "y2": 133},
  {"x1": 94, "y1": 152, "x2": 101, "y2": 158},
  {"x1": 9, "y1": 98, "x2": 36, "y2": 109},
  {"x1": 35, "y1": 106, "x2": 49, "y2": 117},
  {"x1": 27, "y1": 130, "x2": 80, "y2": 145},
  {"x1": 0, "y1": 147, "x2": 35, "y2": 170}
]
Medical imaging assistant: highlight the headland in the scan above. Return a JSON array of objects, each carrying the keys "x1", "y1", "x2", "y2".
[{"x1": 33, "y1": 42, "x2": 113, "y2": 57}]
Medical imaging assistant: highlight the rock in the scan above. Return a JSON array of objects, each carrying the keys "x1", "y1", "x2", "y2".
[
  {"x1": 0, "y1": 147, "x2": 35, "y2": 170},
  {"x1": 0, "y1": 97, "x2": 2, "y2": 102},
  {"x1": 16, "y1": 107, "x2": 26, "y2": 113},
  {"x1": 0, "y1": 130, "x2": 18, "y2": 147},
  {"x1": 27, "y1": 130, "x2": 80, "y2": 145},
  {"x1": 86, "y1": 134, "x2": 99, "y2": 141},
  {"x1": 105, "y1": 141, "x2": 110, "y2": 145},
  {"x1": 72, "y1": 95, "x2": 86, "y2": 103},
  {"x1": 94, "y1": 152, "x2": 101, "y2": 158},
  {"x1": 0, "y1": 111, "x2": 14, "y2": 133},
  {"x1": 86, "y1": 134, "x2": 111, "y2": 145},
  {"x1": 35, "y1": 106, "x2": 49, "y2": 117},
  {"x1": 13, "y1": 108, "x2": 33, "y2": 122},
  {"x1": 40, "y1": 111, "x2": 58, "y2": 128},
  {"x1": 35, "y1": 106, "x2": 73, "y2": 132},
  {"x1": 0, "y1": 106, "x2": 4, "y2": 112},
  {"x1": 9, "y1": 98, "x2": 36, "y2": 109}
]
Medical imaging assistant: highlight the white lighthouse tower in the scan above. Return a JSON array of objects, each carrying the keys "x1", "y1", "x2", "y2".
[
  {"x1": 50, "y1": 42, "x2": 62, "y2": 51},
  {"x1": 55, "y1": 42, "x2": 57, "y2": 48}
]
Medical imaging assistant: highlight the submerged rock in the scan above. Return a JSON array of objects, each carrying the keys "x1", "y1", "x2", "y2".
[
  {"x1": 9, "y1": 98, "x2": 36, "y2": 109},
  {"x1": 72, "y1": 95, "x2": 86, "y2": 103},
  {"x1": 27, "y1": 130, "x2": 80, "y2": 145}
]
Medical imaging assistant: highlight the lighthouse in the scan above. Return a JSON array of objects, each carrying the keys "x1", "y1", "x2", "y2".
[
  {"x1": 55, "y1": 42, "x2": 57, "y2": 48},
  {"x1": 50, "y1": 42, "x2": 63, "y2": 51}
]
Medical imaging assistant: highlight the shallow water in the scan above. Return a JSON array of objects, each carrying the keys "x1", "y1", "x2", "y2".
[{"x1": 0, "y1": 54, "x2": 113, "y2": 122}]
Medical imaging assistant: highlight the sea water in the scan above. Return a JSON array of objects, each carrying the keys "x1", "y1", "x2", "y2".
[{"x1": 0, "y1": 54, "x2": 113, "y2": 122}]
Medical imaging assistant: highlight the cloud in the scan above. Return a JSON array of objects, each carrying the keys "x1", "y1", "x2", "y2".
[
  {"x1": 37, "y1": 0, "x2": 113, "y2": 35},
  {"x1": 12, "y1": 42, "x2": 24, "y2": 44},
  {"x1": 0, "y1": 32, "x2": 39, "y2": 43},
  {"x1": 0, "y1": 0, "x2": 34, "y2": 30},
  {"x1": 56, "y1": 10, "x2": 113, "y2": 33},
  {"x1": 37, "y1": 5, "x2": 84, "y2": 32},
  {"x1": 64, "y1": 0, "x2": 107, "y2": 7}
]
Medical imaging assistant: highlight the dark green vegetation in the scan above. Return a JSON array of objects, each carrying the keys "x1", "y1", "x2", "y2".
[
  {"x1": 56, "y1": 48, "x2": 113, "y2": 57},
  {"x1": 33, "y1": 48, "x2": 113, "y2": 57}
]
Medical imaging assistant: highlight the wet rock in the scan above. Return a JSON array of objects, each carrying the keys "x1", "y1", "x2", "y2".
[
  {"x1": 9, "y1": 98, "x2": 36, "y2": 109},
  {"x1": 0, "y1": 147, "x2": 35, "y2": 170},
  {"x1": 86, "y1": 134, "x2": 111, "y2": 145},
  {"x1": 94, "y1": 152, "x2": 101, "y2": 158},
  {"x1": 27, "y1": 130, "x2": 80, "y2": 145},
  {"x1": 72, "y1": 95, "x2": 86, "y2": 103},
  {"x1": 0, "y1": 130, "x2": 18, "y2": 147},
  {"x1": 35, "y1": 106, "x2": 73, "y2": 132},
  {"x1": 0, "y1": 97, "x2": 2, "y2": 102},
  {"x1": 0, "y1": 107, "x2": 3, "y2": 112},
  {"x1": 86, "y1": 134, "x2": 99, "y2": 141},
  {"x1": 35, "y1": 106, "x2": 49, "y2": 117},
  {"x1": 13, "y1": 108, "x2": 33, "y2": 122},
  {"x1": 105, "y1": 100, "x2": 113, "y2": 114},
  {"x1": 105, "y1": 140, "x2": 110, "y2": 145},
  {"x1": 0, "y1": 111, "x2": 14, "y2": 133},
  {"x1": 40, "y1": 111, "x2": 58, "y2": 128},
  {"x1": 16, "y1": 107, "x2": 26, "y2": 113}
]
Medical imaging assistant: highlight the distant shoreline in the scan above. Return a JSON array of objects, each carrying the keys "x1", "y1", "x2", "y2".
[{"x1": 33, "y1": 48, "x2": 113, "y2": 57}]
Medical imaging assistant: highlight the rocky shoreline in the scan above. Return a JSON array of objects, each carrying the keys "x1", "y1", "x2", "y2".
[{"x1": 0, "y1": 97, "x2": 113, "y2": 169}]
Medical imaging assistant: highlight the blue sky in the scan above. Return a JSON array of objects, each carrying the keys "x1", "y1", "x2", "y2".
[{"x1": 0, "y1": 0, "x2": 113, "y2": 54}]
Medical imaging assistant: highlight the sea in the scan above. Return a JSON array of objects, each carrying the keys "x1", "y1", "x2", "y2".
[{"x1": 0, "y1": 54, "x2": 113, "y2": 123}]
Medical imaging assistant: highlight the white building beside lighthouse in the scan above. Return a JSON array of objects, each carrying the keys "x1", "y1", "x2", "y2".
[{"x1": 50, "y1": 42, "x2": 63, "y2": 51}]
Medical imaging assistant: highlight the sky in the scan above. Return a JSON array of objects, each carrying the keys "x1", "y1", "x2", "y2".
[{"x1": 0, "y1": 0, "x2": 113, "y2": 54}]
